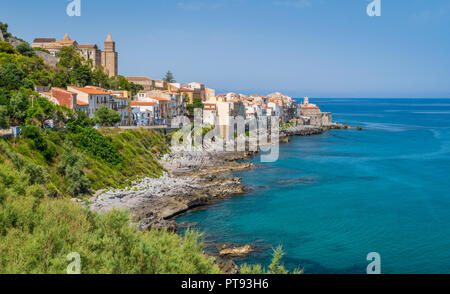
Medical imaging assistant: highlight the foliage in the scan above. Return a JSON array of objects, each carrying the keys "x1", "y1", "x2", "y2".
[
  {"x1": 163, "y1": 70, "x2": 176, "y2": 83},
  {"x1": 0, "y1": 105, "x2": 9, "y2": 128},
  {"x1": 186, "y1": 98, "x2": 204, "y2": 117},
  {"x1": 93, "y1": 106, "x2": 122, "y2": 127},
  {"x1": 8, "y1": 90, "x2": 30, "y2": 124},
  {"x1": 0, "y1": 41, "x2": 15, "y2": 54},
  {"x1": 0, "y1": 185, "x2": 220, "y2": 273},
  {"x1": 74, "y1": 126, "x2": 123, "y2": 166},
  {"x1": 0, "y1": 62, "x2": 26, "y2": 91},
  {"x1": 15, "y1": 42, "x2": 36, "y2": 58},
  {"x1": 58, "y1": 140, "x2": 90, "y2": 196},
  {"x1": 0, "y1": 21, "x2": 12, "y2": 39},
  {"x1": 21, "y1": 125, "x2": 57, "y2": 161},
  {"x1": 240, "y1": 246, "x2": 304, "y2": 274}
]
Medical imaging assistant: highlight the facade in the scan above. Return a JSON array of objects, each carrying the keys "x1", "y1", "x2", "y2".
[
  {"x1": 67, "y1": 86, "x2": 113, "y2": 118},
  {"x1": 300, "y1": 97, "x2": 332, "y2": 126},
  {"x1": 32, "y1": 33, "x2": 118, "y2": 77},
  {"x1": 101, "y1": 33, "x2": 118, "y2": 77},
  {"x1": 125, "y1": 77, "x2": 154, "y2": 90},
  {"x1": 131, "y1": 101, "x2": 158, "y2": 126}
]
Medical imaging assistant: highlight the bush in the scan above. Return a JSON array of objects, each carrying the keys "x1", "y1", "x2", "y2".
[
  {"x1": 0, "y1": 195, "x2": 220, "y2": 274},
  {"x1": 240, "y1": 246, "x2": 304, "y2": 274},
  {"x1": 0, "y1": 41, "x2": 15, "y2": 54},
  {"x1": 15, "y1": 42, "x2": 36, "y2": 57},
  {"x1": 75, "y1": 127, "x2": 123, "y2": 165},
  {"x1": 94, "y1": 106, "x2": 122, "y2": 127},
  {"x1": 22, "y1": 125, "x2": 56, "y2": 161},
  {"x1": 58, "y1": 140, "x2": 90, "y2": 196}
]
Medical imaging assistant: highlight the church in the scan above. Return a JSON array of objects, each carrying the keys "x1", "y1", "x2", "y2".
[{"x1": 32, "y1": 33, "x2": 118, "y2": 77}]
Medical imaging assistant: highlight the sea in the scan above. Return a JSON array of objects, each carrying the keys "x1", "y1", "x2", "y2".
[{"x1": 176, "y1": 98, "x2": 450, "y2": 274}]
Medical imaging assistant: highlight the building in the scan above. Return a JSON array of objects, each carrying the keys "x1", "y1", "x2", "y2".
[
  {"x1": 300, "y1": 97, "x2": 332, "y2": 126},
  {"x1": 67, "y1": 86, "x2": 113, "y2": 118},
  {"x1": 32, "y1": 33, "x2": 118, "y2": 77},
  {"x1": 131, "y1": 101, "x2": 158, "y2": 126},
  {"x1": 125, "y1": 77, "x2": 154, "y2": 90}
]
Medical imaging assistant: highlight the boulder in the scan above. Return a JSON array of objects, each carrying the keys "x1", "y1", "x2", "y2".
[{"x1": 219, "y1": 244, "x2": 255, "y2": 257}]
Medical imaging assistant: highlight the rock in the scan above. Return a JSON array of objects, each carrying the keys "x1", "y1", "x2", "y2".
[
  {"x1": 219, "y1": 244, "x2": 255, "y2": 257},
  {"x1": 138, "y1": 216, "x2": 178, "y2": 232},
  {"x1": 36, "y1": 51, "x2": 59, "y2": 67},
  {"x1": 178, "y1": 221, "x2": 198, "y2": 229},
  {"x1": 0, "y1": 28, "x2": 4, "y2": 42},
  {"x1": 215, "y1": 257, "x2": 240, "y2": 274}
]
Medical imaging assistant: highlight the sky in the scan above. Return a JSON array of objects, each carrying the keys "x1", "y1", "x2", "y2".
[{"x1": 1, "y1": 0, "x2": 450, "y2": 98}]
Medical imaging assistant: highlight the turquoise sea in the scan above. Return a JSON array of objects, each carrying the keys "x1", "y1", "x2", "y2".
[{"x1": 176, "y1": 98, "x2": 450, "y2": 274}]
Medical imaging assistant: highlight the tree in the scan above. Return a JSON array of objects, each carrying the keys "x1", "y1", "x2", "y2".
[
  {"x1": 15, "y1": 42, "x2": 36, "y2": 57},
  {"x1": 8, "y1": 90, "x2": 29, "y2": 124},
  {"x1": 0, "y1": 62, "x2": 24, "y2": 91},
  {"x1": 70, "y1": 64, "x2": 92, "y2": 87},
  {"x1": 163, "y1": 71, "x2": 176, "y2": 83},
  {"x1": 0, "y1": 106, "x2": 9, "y2": 129},
  {"x1": 94, "y1": 106, "x2": 122, "y2": 126},
  {"x1": 0, "y1": 21, "x2": 12, "y2": 39},
  {"x1": 0, "y1": 41, "x2": 15, "y2": 54},
  {"x1": 58, "y1": 139, "x2": 91, "y2": 196}
]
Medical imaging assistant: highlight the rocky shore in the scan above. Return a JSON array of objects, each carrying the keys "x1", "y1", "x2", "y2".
[
  {"x1": 88, "y1": 121, "x2": 361, "y2": 273},
  {"x1": 89, "y1": 122, "x2": 361, "y2": 231},
  {"x1": 89, "y1": 150, "x2": 253, "y2": 232}
]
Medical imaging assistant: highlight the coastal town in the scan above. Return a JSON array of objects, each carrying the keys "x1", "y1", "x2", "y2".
[
  {"x1": 29, "y1": 33, "x2": 336, "y2": 138},
  {"x1": 0, "y1": 25, "x2": 357, "y2": 274}
]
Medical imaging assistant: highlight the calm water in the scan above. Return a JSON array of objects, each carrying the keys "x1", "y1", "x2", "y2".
[{"x1": 176, "y1": 99, "x2": 450, "y2": 274}]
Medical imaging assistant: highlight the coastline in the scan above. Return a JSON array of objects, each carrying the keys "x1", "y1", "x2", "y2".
[
  {"x1": 89, "y1": 122, "x2": 360, "y2": 272},
  {"x1": 89, "y1": 122, "x2": 359, "y2": 232}
]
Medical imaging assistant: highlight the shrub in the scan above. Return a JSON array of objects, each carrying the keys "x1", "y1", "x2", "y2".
[
  {"x1": 58, "y1": 140, "x2": 90, "y2": 196},
  {"x1": 0, "y1": 195, "x2": 220, "y2": 274},
  {"x1": 240, "y1": 246, "x2": 304, "y2": 274},
  {"x1": 75, "y1": 127, "x2": 123, "y2": 165},
  {"x1": 93, "y1": 106, "x2": 122, "y2": 127},
  {"x1": 22, "y1": 125, "x2": 56, "y2": 161}
]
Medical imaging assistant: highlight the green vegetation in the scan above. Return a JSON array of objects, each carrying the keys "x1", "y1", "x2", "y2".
[
  {"x1": 163, "y1": 70, "x2": 176, "y2": 83},
  {"x1": 280, "y1": 122, "x2": 295, "y2": 130},
  {"x1": 93, "y1": 106, "x2": 122, "y2": 127},
  {"x1": 186, "y1": 98, "x2": 205, "y2": 117},
  {"x1": 240, "y1": 246, "x2": 304, "y2": 274},
  {"x1": 0, "y1": 164, "x2": 219, "y2": 273}
]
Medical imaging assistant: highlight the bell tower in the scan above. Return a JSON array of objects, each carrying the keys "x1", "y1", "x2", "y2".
[{"x1": 101, "y1": 33, "x2": 118, "y2": 77}]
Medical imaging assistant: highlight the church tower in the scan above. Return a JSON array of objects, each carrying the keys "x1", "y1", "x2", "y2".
[{"x1": 101, "y1": 33, "x2": 118, "y2": 77}]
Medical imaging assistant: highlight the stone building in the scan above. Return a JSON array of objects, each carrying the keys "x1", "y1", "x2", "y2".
[
  {"x1": 32, "y1": 33, "x2": 118, "y2": 77},
  {"x1": 299, "y1": 97, "x2": 332, "y2": 126}
]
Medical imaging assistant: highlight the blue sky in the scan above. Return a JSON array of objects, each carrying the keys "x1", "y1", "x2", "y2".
[{"x1": 1, "y1": 0, "x2": 450, "y2": 98}]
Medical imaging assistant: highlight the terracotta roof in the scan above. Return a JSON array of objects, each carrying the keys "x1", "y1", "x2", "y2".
[
  {"x1": 150, "y1": 97, "x2": 170, "y2": 101},
  {"x1": 204, "y1": 107, "x2": 216, "y2": 111},
  {"x1": 77, "y1": 101, "x2": 88, "y2": 106},
  {"x1": 131, "y1": 101, "x2": 155, "y2": 106},
  {"x1": 52, "y1": 87, "x2": 77, "y2": 94},
  {"x1": 180, "y1": 88, "x2": 194, "y2": 92},
  {"x1": 70, "y1": 87, "x2": 109, "y2": 95}
]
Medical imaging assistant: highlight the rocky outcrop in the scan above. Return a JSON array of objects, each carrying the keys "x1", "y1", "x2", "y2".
[
  {"x1": 0, "y1": 28, "x2": 4, "y2": 42},
  {"x1": 219, "y1": 244, "x2": 255, "y2": 257},
  {"x1": 36, "y1": 51, "x2": 59, "y2": 67},
  {"x1": 215, "y1": 257, "x2": 240, "y2": 274},
  {"x1": 90, "y1": 151, "x2": 251, "y2": 231}
]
